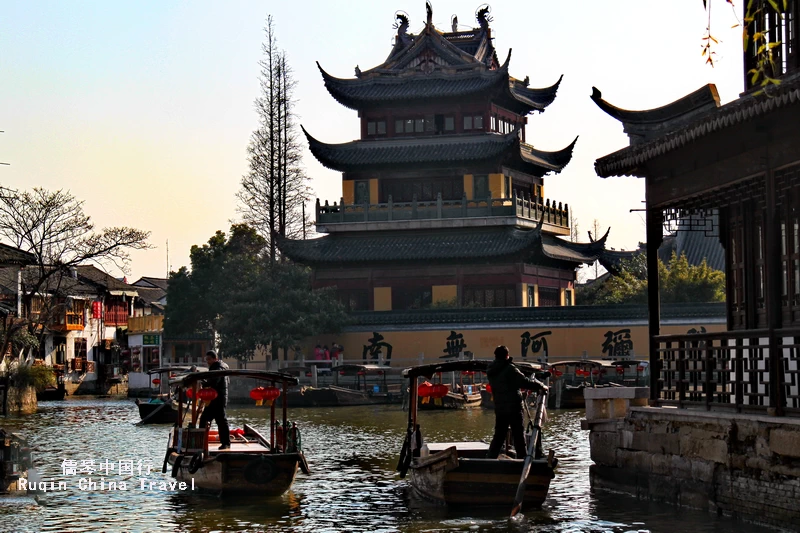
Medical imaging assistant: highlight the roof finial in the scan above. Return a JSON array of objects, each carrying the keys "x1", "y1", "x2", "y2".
[
  {"x1": 451, "y1": 14, "x2": 458, "y2": 32},
  {"x1": 355, "y1": 65, "x2": 361, "y2": 77},
  {"x1": 426, "y1": 1, "x2": 433, "y2": 26},
  {"x1": 476, "y1": 4, "x2": 492, "y2": 33},
  {"x1": 394, "y1": 12, "x2": 412, "y2": 47}
]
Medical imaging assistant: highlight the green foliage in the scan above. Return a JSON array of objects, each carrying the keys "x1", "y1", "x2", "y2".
[
  {"x1": 577, "y1": 252, "x2": 725, "y2": 305},
  {"x1": 10, "y1": 364, "x2": 55, "y2": 391},
  {"x1": 166, "y1": 224, "x2": 349, "y2": 364}
]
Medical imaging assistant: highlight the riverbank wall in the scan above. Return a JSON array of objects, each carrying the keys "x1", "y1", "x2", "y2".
[
  {"x1": 583, "y1": 388, "x2": 800, "y2": 529},
  {"x1": 6, "y1": 385, "x2": 36, "y2": 414}
]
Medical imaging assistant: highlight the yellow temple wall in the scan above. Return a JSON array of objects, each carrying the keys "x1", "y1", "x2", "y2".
[
  {"x1": 302, "y1": 322, "x2": 726, "y2": 365},
  {"x1": 489, "y1": 173, "x2": 504, "y2": 198},
  {"x1": 369, "y1": 179, "x2": 379, "y2": 204},
  {"x1": 342, "y1": 180, "x2": 354, "y2": 205},
  {"x1": 373, "y1": 287, "x2": 392, "y2": 311},
  {"x1": 463, "y1": 174, "x2": 474, "y2": 200},
  {"x1": 432, "y1": 285, "x2": 458, "y2": 304}
]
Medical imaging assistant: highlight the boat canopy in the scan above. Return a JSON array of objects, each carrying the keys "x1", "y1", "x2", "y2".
[
  {"x1": 332, "y1": 364, "x2": 402, "y2": 375},
  {"x1": 175, "y1": 369, "x2": 299, "y2": 387},
  {"x1": 403, "y1": 360, "x2": 490, "y2": 379},
  {"x1": 278, "y1": 365, "x2": 313, "y2": 374},
  {"x1": 546, "y1": 360, "x2": 611, "y2": 368},
  {"x1": 146, "y1": 366, "x2": 199, "y2": 375}
]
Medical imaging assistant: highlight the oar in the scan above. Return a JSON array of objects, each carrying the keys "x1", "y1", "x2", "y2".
[{"x1": 510, "y1": 379, "x2": 549, "y2": 517}]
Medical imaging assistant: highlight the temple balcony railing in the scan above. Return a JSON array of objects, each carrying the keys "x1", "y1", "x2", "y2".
[
  {"x1": 316, "y1": 191, "x2": 570, "y2": 234},
  {"x1": 654, "y1": 328, "x2": 800, "y2": 416}
]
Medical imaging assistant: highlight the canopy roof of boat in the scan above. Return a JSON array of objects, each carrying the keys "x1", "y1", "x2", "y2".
[
  {"x1": 611, "y1": 360, "x2": 649, "y2": 367},
  {"x1": 176, "y1": 369, "x2": 299, "y2": 386},
  {"x1": 332, "y1": 364, "x2": 403, "y2": 375},
  {"x1": 147, "y1": 366, "x2": 203, "y2": 375},
  {"x1": 278, "y1": 365, "x2": 313, "y2": 373},
  {"x1": 546, "y1": 359, "x2": 612, "y2": 368},
  {"x1": 403, "y1": 359, "x2": 490, "y2": 379}
]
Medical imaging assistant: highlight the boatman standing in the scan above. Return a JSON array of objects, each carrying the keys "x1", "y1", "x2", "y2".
[
  {"x1": 199, "y1": 350, "x2": 231, "y2": 450},
  {"x1": 486, "y1": 345, "x2": 548, "y2": 459}
]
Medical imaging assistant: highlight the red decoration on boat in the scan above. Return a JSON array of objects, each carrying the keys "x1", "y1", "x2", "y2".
[
  {"x1": 418, "y1": 381, "x2": 433, "y2": 398},
  {"x1": 231, "y1": 428, "x2": 245, "y2": 437},
  {"x1": 430, "y1": 384, "x2": 449, "y2": 399},
  {"x1": 554, "y1": 369, "x2": 563, "y2": 377},
  {"x1": 339, "y1": 371, "x2": 346, "y2": 376},
  {"x1": 485, "y1": 384, "x2": 492, "y2": 394},
  {"x1": 637, "y1": 365, "x2": 645, "y2": 372},
  {"x1": 591, "y1": 369, "x2": 600, "y2": 376},
  {"x1": 152, "y1": 378, "x2": 161, "y2": 385},
  {"x1": 197, "y1": 388, "x2": 218, "y2": 402},
  {"x1": 461, "y1": 370, "x2": 475, "y2": 376},
  {"x1": 250, "y1": 387, "x2": 266, "y2": 401},
  {"x1": 616, "y1": 366, "x2": 625, "y2": 375},
  {"x1": 262, "y1": 386, "x2": 281, "y2": 403},
  {"x1": 357, "y1": 371, "x2": 366, "y2": 376},
  {"x1": 185, "y1": 388, "x2": 194, "y2": 399}
]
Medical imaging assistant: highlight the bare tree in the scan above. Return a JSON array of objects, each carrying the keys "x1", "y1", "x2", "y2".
[
  {"x1": 569, "y1": 211, "x2": 580, "y2": 243},
  {"x1": 0, "y1": 186, "x2": 151, "y2": 361},
  {"x1": 589, "y1": 218, "x2": 602, "y2": 280},
  {"x1": 237, "y1": 16, "x2": 311, "y2": 264}
]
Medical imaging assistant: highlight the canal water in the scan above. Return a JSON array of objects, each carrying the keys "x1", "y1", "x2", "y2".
[{"x1": 0, "y1": 398, "x2": 776, "y2": 533}]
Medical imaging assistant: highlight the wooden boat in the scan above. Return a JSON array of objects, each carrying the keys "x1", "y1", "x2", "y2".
[
  {"x1": 135, "y1": 366, "x2": 197, "y2": 424},
  {"x1": 322, "y1": 364, "x2": 403, "y2": 406},
  {"x1": 163, "y1": 369, "x2": 310, "y2": 495},
  {"x1": 546, "y1": 360, "x2": 615, "y2": 409},
  {"x1": 417, "y1": 365, "x2": 483, "y2": 410},
  {"x1": 398, "y1": 360, "x2": 556, "y2": 510}
]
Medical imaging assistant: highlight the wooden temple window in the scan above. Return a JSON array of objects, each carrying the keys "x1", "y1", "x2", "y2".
[
  {"x1": 744, "y1": 0, "x2": 800, "y2": 90},
  {"x1": 777, "y1": 164, "x2": 800, "y2": 324},
  {"x1": 463, "y1": 115, "x2": 484, "y2": 131},
  {"x1": 473, "y1": 175, "x2": 490, "y2": 200},
  {"x1": 338, "y1": 289, "x2": 368, "y2": 312},
  {"x1": 728, "y1": 204, "x2": 747, "y2": 329},
  {"x1": 464, "y1": 286, "x2": 516, "y2": 308},
  {"x1": 354, "y1": 180, "x2": 370, "y2": 205},
  {"x1": 754, "y1": 213, "x2": 767, "y2": 328},
  {"x1": 538, "y1": 287, "x2": 561, "y2": 307},
  {"x1": 366, "y1": 120, "x2": 386, "y2": 136},
  {"x1": 391, "y1": 287, "x2": 432, "y2": 310},
  {"x1": 380, "y1": 177, "x2": 463, "y2": 202}
]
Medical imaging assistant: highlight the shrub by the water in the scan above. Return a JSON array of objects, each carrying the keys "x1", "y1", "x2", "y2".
[{"x1": 10, "y1": 364, "x2": 56, "y2": 391}]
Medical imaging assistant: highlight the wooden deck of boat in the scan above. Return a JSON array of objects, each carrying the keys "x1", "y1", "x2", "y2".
[{"x1": 207, "y1": 441, "x2": 270, "y2": 454}]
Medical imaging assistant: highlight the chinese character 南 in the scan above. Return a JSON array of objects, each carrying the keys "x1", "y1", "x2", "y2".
[
  {"x1": 520, "y1": 331, "x2": 552, "y2": 362},
  {"x1": 442, "y1": 331, "x2": 467, "y2": 359},
  {"x1": 601, "y1": 329, "x2": 634, "y2": 358},
  {"x1": 362, "y1": 332, "x2": 393, "y2": 364}
]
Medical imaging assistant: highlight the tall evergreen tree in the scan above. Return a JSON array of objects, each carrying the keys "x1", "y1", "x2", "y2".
[{"x1": 237, "y1": 16, "x2": 311, "y2": 264}]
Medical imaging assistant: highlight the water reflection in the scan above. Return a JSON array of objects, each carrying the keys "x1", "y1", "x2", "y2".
[{"x1": 0, "y1": 399, "x2": 775, "y2": 533}]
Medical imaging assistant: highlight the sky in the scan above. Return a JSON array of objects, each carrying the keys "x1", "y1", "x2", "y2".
[{"x1": 1, "y1": 0, "x2": 746, "y2": 281}]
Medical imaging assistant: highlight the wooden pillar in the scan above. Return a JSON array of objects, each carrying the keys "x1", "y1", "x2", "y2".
[
  {"x1": 646, "y1": 206, "x2": 663, "y2": 404},
  {"x1": 765, "y1": 169, "x2": 785, "y2": 415}
]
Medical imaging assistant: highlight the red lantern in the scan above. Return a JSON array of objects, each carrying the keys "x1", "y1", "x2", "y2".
[
  {"x1": 185, "y1": 388, "x2": 195, "y2": 399},
  {"x1": 418, "y1": 381, "x2": 433, "y2": 398},
  {"x1": 357, "y1": 371, "x2": 366, "y2": 376},
  {"x1": 485, "y1": 384, "x2": 492, "y2": 394},
  {"x1": 592, "y1": 369, "x2": 600, "y2": 376},
  {"x1": 339, "y1": 371, "x2": 346, "y2": 376},
  {"x1": 461, "y1": 370, "x2": 475, "y2": 376},
  {"x1": 197, "y1": 388, "x2": 218, "y2": 402},
  {"x1": 262, "y1": 386, "x2": 281, "y2": 404},
  {"x1": 152, "y1": 378, "x2": 161, "y2": 385},
  {"x1": 616, "y1": 366, "x2": 625, "y2": 375},
  {"x1": 637, "y1": 365, "x2": 645, "y2": 372},
  {"x1": 152, "y1": 347, "x2": 159, "y2": 355},
  {"x1": 250, "y1": 387, "x2": 266, "y2": 401},
  {"x1": 554, "y1": 369, "x2": 563, "y2": 377},
  {"x1": 430, "y1": 384, "x2": 449, "y2": 399}
]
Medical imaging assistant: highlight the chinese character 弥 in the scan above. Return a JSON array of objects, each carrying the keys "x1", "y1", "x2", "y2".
[{"x1": 601, "y1": 329, "x2": 634, "y2": 358}]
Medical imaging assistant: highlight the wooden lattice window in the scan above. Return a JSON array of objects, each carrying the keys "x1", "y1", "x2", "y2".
[
  {"x1": 776, "y1": 164, "x2": 800, "y2": 325},
  {"x1": 745, "y1": 0, "x2": 800, "y2": 89},
  {"x1": 728, "y1": 204, "x2": 747, "y2": 329}
]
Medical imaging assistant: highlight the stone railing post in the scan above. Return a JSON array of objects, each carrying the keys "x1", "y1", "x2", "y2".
[
  {"x1": 388, "y1": 194, "x2": 393, "y2": 221},
  {"x1": 461, "y1": 192, "x2": 468, "y2": 217},
  {"x1": 339, "y1": 197, "x2": 345, "y2": 222},
  {"x1": 412, "y1": 194, "x2": 418, "y2": 218},
  {"x1": 315, "y1": 198, "x2": 321, "y2": 223},
  {"x1": 436, "y1": 192, "x2": 443, "y2": 218}
]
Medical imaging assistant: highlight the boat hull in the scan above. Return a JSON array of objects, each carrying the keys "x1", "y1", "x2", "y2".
[
  {"x1": 419, "y1": 391, "x2": 482, "y2": 410},
  {"x1": 409, "y1": 447, "x2": 555, "y2": 507},
  {"x1": 168, "y1": 451, "x2": 300, "y2": 495},
  {"x1": 136, "y1": 400, "x2": 179, "y2": 424},
  {"x1": 36, "y1": 386, "x2": 66, "y2": 401}
]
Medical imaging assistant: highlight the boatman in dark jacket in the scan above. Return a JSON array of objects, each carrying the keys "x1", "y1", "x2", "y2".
[
  {"x1": 486, "y1": 345, "x2": 547, "y2": 459},
  {"x1": 199, "y1": 350, "x2": 231, "y2": 450}
]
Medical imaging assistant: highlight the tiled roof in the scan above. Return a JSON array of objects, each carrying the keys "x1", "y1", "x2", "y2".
[
  {"x1": 348, "y1": 302, "x2": 726, "y2": 328},
  {"x1": 135, "y1": 286, "x2": 166, "y2": 305},
  {"x1": 303, "y1": 129, "x2": 575, "y2": 176},
  {"x1": 0, "y1": 243, "x2": 35, "y2": 266},
  {"x1": 76, "y1": 265, "x2": 137, "y2": 292},
  {"x1": 594, "y1": 72, "x2": 800, "y2": 177},
  {"x1": 133, "y1": 277, "x2": 168, "y2": 290},
  {"x1": 280, "y1": 226, "x2": 604, "y2": 266}
]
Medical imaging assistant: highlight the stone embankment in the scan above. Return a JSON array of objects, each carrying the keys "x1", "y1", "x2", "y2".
[{"x1": 584, "y1": 388, "x2": 800, "y2": 529}]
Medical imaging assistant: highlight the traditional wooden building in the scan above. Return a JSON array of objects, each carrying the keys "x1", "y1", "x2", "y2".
[
  {"x1": 593, "y1": 1, "x2": 800, "y2": 414},
  {"x1": 281, "y1": 5, "x2": 605, "y2": 311}
]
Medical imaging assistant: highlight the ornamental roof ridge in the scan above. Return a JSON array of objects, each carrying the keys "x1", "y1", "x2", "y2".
[
  {"x1": 519, "y1": 135, "x2": 578, "y2": 172},
  {"x1": 593, "y1": 71, "x2": 800, "y2": 177}
]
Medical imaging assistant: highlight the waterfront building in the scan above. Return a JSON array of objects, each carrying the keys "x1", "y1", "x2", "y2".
[
  {"x1": 586, "y1": 1, "x2": 800, "y2": 526},
  {"x1": 281, "y1": 5, "x2": 606, "y2": 313}
]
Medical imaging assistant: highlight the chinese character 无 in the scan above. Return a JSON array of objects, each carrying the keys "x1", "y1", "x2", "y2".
[
  {"x1": 442, "y1": 331, "x2": 466, "y2": 359},
  {"x1": 61, "y1": 459, "x2": 78, "y2": 476},
  {"x1": 362, "y1": 332, "x2": 393, "y2": 364},
  {"x1": 602, "y1": 329, "x2": 634, "y2": 358}
]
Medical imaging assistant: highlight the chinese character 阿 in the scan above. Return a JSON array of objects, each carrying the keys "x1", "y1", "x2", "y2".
[
  {"x1": 520, "y1": 331, "x2": 552, "y2": 362},
  {"x1": 441, "y1": 331, "x2": 466, "y2": 359},
  {"x1": 602, "y1": 329, "x2": 634, "y2": 358},
  {"x1": 362, "y1": 332, "x2": 393, "y2": 364}
]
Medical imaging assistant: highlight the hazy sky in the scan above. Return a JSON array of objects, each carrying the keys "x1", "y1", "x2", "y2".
[{"x1": 1, "y1": 0, "x2": 745, "y2": 281}]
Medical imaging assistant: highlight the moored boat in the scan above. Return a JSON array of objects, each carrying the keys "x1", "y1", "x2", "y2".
[
  {"x1": 546, "y1": 360, "x2": 616, "y2": 408},
  {"x1": 36, "y1": 368, "x2": 66, "y2": 401},
  {"x1": 135, "y1": 366, "x2": 197, "y2": 424},
  {"x1": 398, "y1": 360, "x2": 556, "y2": 511},
  {"x1": 164, "y1": 369, "x2": 310, "y2": 495},
  {"x1": 417, "y1": 366, "x2": 483, "y2": 410}
]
